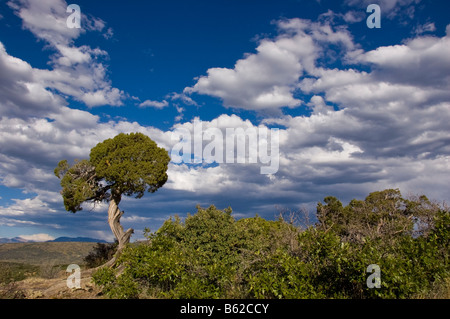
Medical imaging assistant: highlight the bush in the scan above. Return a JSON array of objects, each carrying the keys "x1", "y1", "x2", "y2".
[
  {"x1": 92, "y1": 190, "x2": 450, "y2": 299},
  {"x1": 84, "y1": 241, "x2": 118, "y2": 268},
  {"x1": 92, "y1": 266, "x2": 139, "y2": 299}
]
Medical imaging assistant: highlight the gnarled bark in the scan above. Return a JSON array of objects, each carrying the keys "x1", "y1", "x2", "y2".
[{"x1": 103, "y1": 190, "x2": 134, "y2": 267}]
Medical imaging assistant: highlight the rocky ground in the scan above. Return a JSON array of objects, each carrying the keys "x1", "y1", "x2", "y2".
[{"x1": 2, "y1": 270, "x2": 102, "y2": 299}]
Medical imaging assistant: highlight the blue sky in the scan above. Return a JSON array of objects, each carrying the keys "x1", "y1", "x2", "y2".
[{"x1": 0, "y1": 0, "x2": 449, "y2": 242}]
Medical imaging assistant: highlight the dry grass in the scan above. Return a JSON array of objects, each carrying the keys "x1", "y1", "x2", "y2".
[
  {"x1": 413, "y1": 277, "x2": 450, "y2": 299},
  {"x1": 0, "y1": 268, "x2": 103, "y2": 299}
]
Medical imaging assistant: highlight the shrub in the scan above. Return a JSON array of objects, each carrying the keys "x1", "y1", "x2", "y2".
[
  {"x1": 83, "y1": 241, "x2": 118, "y2": 268},
  {"x1": 91, "y1": 266, "x2": 139, "y2": 299},
  {"x1": 92, "y1": 190, "x2": 450, "y2": 299}
]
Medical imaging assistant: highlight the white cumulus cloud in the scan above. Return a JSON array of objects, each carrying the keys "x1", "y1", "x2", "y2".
[{"x1": 19, "y1": 233, "x2": 55, "y2": 242}]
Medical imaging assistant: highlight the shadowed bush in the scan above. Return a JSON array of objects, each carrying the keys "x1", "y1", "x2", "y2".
[{"x1": 84, "y1": 241, "x2": 118, "y2": 268}]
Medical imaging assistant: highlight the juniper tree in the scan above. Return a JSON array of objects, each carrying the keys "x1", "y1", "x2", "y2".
[{"x1": 55, "y1": 133, "x2": 170, "y2": 265}]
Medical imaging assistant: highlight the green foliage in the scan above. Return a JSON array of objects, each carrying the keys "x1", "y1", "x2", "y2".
[
  {"x1": 92, "y1": 205, "x2": 300, "y2": 299},
  {"x1": 90, "y1": 132, "x2": 170, "y2": 198},
  {"x1": 92, "y1": 190, "x2": 450, "y2": 299},
  {"x1": 54, "y1": 159, "x2": 99, "y2": 213},
  {"x1": 316, "y1": 189, "x2": 439, "y2": 242},
  {"x1": 92, "y1": 266, "x2": 139, "y2": 299},
  {"x1": 55, "y1": 132, "x2": 170, "y2": 213}
]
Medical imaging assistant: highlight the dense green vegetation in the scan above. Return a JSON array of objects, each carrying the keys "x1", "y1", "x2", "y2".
[{"x1": 92, "y1": 189, "x2": 449, "y2": 299}]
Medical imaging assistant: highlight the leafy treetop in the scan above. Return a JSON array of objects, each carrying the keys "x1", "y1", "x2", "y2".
[{"x1": 55, "y1": 132, "x2": 170, "y2": 213}]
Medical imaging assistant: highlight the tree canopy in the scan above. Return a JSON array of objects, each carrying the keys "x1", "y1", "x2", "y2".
[{"x1": 55, "y1": 132, "x2": 170, "y2": 213}]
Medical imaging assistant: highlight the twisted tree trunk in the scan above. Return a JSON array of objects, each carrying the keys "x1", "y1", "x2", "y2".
[{"x1": 104, "y1": 189, "x2": 134, "y2": 267}]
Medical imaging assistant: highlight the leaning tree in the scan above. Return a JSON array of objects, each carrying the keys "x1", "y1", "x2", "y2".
[{"x1": 54, "y1": 132, "x2": 170, "y2": 265}]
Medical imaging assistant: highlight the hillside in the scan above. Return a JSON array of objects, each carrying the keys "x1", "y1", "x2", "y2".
[
  {"x1": 0, "y1": 237, "x2": 107, "y2": 243},
  {"x1": 0, "y1": 237, "x2": 29, "y2": 244},
  {"x1": 0, "y1": 242, "x2": 97, "y2": 266}
]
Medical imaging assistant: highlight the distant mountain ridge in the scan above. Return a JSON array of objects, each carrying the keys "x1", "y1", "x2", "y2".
[
  {"x1": 0, "y1": 237, "x2": 29, "y2": 243},
  {"x1": 0, "y1": 236, "x2": 107, "y2": 243},
  {"x1": 48, "y1": 237, "x2": 107, "y2": 243}
]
